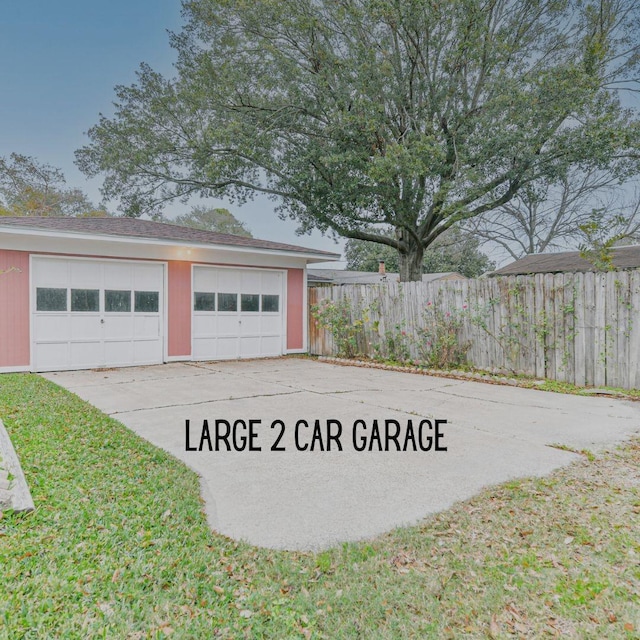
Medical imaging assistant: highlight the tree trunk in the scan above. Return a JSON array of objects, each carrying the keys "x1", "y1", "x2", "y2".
[{"x1": 398, "y1": 242, "x2": 424, "y2": 282}]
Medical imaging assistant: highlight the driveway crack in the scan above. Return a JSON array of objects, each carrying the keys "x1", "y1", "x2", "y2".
[{"x1": 109, "y1": 389, "x2": 303, "y2": 415}]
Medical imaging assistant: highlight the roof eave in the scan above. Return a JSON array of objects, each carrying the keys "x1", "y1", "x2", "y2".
[{"x1": 0, "y1": 224, "x2": 341, "y2": 262}]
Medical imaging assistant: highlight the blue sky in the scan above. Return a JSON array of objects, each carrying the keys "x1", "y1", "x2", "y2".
[{"x1": 0, "y1": 0, "x2": 345, "y2": 263}]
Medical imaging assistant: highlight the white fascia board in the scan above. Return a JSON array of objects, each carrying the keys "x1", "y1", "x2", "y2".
[
  {"x1": 0, "y1": 226, "x2": 340, "y2": 261},
  {"x1": 0, "y1": 226, "x2": 340, "y2": 267}
]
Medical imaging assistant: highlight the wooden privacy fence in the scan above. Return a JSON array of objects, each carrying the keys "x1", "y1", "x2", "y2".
[{"x1": 308, "y1": 270, "x2": 640, "y2": 390}]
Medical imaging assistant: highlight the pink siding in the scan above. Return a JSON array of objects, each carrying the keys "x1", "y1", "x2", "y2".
[
  {"x1": 168, "y1": 261, "x2": 192, "y2": 357},
  {"x1": 287, "y1": 268, "x2": 304, "y2": 350},
  {"x1": 0, "y1": 250, "x2": 30, "y2": 368}
]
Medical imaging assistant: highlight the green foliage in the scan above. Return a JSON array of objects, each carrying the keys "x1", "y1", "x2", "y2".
[
  {"x1": 76, "y1": 0, "x2": 640, "y2": 280},
  {"x1": 578, "y1": 208, "x2": 636, "y2": 271},
  {"x1": 345, "y1": 226, "x2": 495, "y2": 277},
  {"x1": 174, "y1": 205, "x2": 253, "y2": 237},
  {"x1": 373, "y1": 323, "x2": 412, "y2": 363},
  {"x1": 311, "y1": 298, "x2": 366, "y2": 358},
  {"x1": 0, "y1": 153, "x2": 109, "y2": 217},
  {"x1": 417, "y1": 303, "x2": 471, "y2": 369},
  {"x1": 383, "y1": 326, "x2": 412, "y2": 364}
]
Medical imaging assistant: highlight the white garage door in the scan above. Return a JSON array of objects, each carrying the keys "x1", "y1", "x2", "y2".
[
  {"x1": 192, "y1": 266, "x2": 284, "y2": 360},
  {"x1": 32, "y1": 257, "x2": 164, "y2": 372}
]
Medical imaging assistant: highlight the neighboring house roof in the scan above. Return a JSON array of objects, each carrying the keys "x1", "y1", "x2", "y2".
[
  {"x1": 0, "y1": 216, "x2": 341, "y2": 259},
  {"x1": 493, "y1": 245, "x2": 640, "y2": 276},
  {"x1": 307, "y1": 269, "x2": 465, "y2": 284},
  {"x1": 307, "y1": 272, "x2": 334, "y2": 284}
]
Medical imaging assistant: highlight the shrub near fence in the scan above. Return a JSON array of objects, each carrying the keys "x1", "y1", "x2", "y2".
[{"x1": 308, "y1": 270, "x2": 640, "y2": 391}]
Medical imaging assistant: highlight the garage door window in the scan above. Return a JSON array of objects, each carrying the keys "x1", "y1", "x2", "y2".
[
  {"x1": 194, "y1": 292, "x2": 216, "y2": 311},
  {"x1": 261, "y1": 294, "x2": 279, "y2": 312},
  {"x1": 134, "y1": 291, "x2": 159, "y2": 313},
  {"x1": 36, "y1": 287, "x2": 67, "y2": 312},
  {"x1": 105, "y1": 290, "x2": 131, "y2": 313},
  {"x1": 241, "y1": 294, "x2": 260, "y2": 312},
  {"x1": 71, "y1": 289, "x2": 100, "y2": 312},
  {"x1": 218, "y1": 293, "x2": 237, "y2": 312}
]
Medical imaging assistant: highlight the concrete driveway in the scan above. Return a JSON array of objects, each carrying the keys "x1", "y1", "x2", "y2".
[{"x1": 43, "y1": 358, "x2": 640, "y2": 551}]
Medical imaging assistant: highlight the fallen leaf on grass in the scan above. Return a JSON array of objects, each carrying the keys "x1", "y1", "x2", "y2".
[
  {"x1": 489, "y1": 615, "x2": 500, "y2": 638},
  {"x1": 506, "y1": 603, "x2": 525, "y2": 623},
  {"x1": 157, "y1": 624, "x2": 174, "y2": 636}
]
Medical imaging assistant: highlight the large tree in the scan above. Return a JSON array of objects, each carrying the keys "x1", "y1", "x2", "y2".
[
  {"x1": 346, "y1": 226, "x2": 494, "y2": 277},
  {"x1": 77, "y1": 0, "x2": 640, "y2": 280},
  {"x1": 173, "y1": 205, "x2": 253, "y2": 236},
  {"x1": 0, "y1": 153, "x2": 108, "y2": 217}
]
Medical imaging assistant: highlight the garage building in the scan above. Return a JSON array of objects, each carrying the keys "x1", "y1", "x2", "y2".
[{"x1": 0, "y1": 216, "x2": 339, "y2": 372}]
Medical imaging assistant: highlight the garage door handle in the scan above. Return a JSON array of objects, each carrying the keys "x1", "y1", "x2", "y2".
[{"x1": 100, "y1": 319, "x2": 105, "y2": 324}]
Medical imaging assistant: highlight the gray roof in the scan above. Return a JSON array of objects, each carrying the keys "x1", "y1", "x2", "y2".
[
  {"x1": 0, "y1": 216, "x2": 340, "y2": 258},
  {"x1": 493, "y1": 245, "x2": 640, "y2": 275},
  {"x1": 307, "y1": 269, "x2": 465, "y2": 284}
]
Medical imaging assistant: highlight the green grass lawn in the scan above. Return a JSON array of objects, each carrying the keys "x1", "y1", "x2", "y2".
[{"x1": 0, "y1": 374, "x2": 638, "y2": 639}]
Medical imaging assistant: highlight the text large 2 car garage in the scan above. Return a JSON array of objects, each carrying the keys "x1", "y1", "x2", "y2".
[{"x1": 0, "y1": 217, "x2": 339, "y2": 373}]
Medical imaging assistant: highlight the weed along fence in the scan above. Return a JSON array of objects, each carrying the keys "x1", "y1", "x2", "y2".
[{"x1": 308, "y1": 270, "x2": 640, "y2": 391}]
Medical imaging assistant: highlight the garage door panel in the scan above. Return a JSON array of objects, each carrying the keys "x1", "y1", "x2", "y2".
[
  {"x1": 69, "y1": 341, "x2": 102, "y2": 367},
  {"x1": 34, "y1": 315, "x2": 70, "y2": 341},
  {"x1": 260, "y1": 272, "x2": 281, "y2": 294},
  {"x1": 35, "y1": 343, "x2": 70, "y2": 370},
  {"x1": 240, "y1": 316, "x2": 261, "y2": 334},
  {"x1": 33, "y1": 258, "x2": 68, "y2": 287},
  {"x1": 240, "y1": 272, "x2": 261, "y2": 292},
  {"x1": 134, "y1": 315, "x2": 160, "y2": 338},
  {"x1": 240, "y1": 336, "x2": 261, "y2": 357},
  {"x1": 218, "y1": 270, "x2": 241, "y2": 290},
  {"x1": 193, "y1": 268, "x2": 217, "y2": 291},
  {"x1": 104, "y1": 341, "x2": 134, "y2": 365},
  {"x1": 103, "y1": 316, "x2": 134, "y2": 340},
  {"x1": 260, "y1": 316, "x2": 281, "y2": 333},
  {"x1": 134, "y1": 264, "x2": 163, "y2": 289},
  {"x1": 216, "y1": 315, "x2": 239, "y2": 335},
  {"x1": 133, "y1": 340, "x2": 161, "y2": 364},
  {"x1": 70, "y1": 262, "x2": 101, "y2": 287},
  {"x1": 193, "y1": 315, "x2": 215, "y2": 336},
  {"x1": 215, "y1": 337, "x2": 238, "y2": 358},
  {"x1": 260, "y1": 336, "x2": 281, "y2": 356},
  {"x1": 193, "y1": 338, "x2": 217, "y2": 359},
  {"x1": 70, "y1": 315, "x2": 101, "y2": 341},
  {"x1": 104, "y1": 263, "x2": 134, "y2": 289},
  {"x1": 32, "y1": 257, "x2": 164, "y2": 372}
]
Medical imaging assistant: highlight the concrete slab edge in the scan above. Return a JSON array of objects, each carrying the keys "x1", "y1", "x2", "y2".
[
  {"x1": 0, "y1": 418, "x2": 34, "y2": 512},
  {"x1": 316, "y1": 356, "x2": 637, "y2": 399}
]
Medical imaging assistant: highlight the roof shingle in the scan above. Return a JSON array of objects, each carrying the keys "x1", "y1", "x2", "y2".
[
  {"x1": 0, "y1": 216, "x2": 340, "y2": 258},
  {"x1": 493, "y1": 245, "x2": 640, "y2": 275}
]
